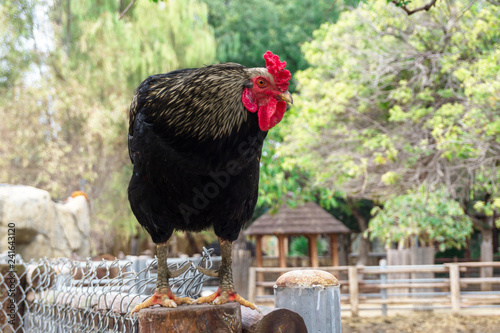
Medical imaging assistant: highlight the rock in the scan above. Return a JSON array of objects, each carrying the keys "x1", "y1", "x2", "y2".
[
  {"x1": 54, "y1": 193, "x2": 90, "y2": 255},
  {"x1": 0, "y1": 184, "x2": 90, "y2": 260},
  {"x1": 241, "y1": 306, "x2": 307, "y2": 333}
]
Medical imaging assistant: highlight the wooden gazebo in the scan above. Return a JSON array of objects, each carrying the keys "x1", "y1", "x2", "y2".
[{"x1": 244, "y1": 202, "x2": 351, "y2": 268}]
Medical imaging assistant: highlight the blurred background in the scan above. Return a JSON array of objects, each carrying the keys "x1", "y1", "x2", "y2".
[{"x1": 0, "y1": 0, "x2": 499, "y2": 267}]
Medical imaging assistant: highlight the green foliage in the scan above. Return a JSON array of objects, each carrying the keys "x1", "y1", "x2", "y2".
[
  {"x1": 201, "y1": 0, "x2": 347, "y2": 215},
  {"x1": 204, "y1": 0, "x2": 340, "y2": 84},
  {"x1": 289, "y1": 236, "x2": 308, "y2": 256},
  {"x1": 369, "y1": 187, "x2": 473, "y2": 251},
  {"x1": 288, "y1": 236, "x2": 328, "y2": 256},
  {"x1": 389, "y1": 0, "x2": 412, "y2": 7},
  {"x1": 473, "y1": 195, "x2": 500, "y2": 229},
  {"x1": 62, "y1": 0, "x2": 215, "y2": 91},
  {"x1": 0, "y1": 0, "x2": 36, "y2": 87},
  {"x1": 278, "y1": 0, "x2": 500, "y2": 253},
  {"x1": 281, "y1": 0, "x2": 500, "y2": 206},
  {"x1": 256, "y1": 129, "x2": 340, "y2": 213}
]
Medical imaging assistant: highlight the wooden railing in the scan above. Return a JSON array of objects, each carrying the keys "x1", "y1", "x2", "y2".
[{"x1": 248, "y1": 262, "x2": 500, "y2": 316}]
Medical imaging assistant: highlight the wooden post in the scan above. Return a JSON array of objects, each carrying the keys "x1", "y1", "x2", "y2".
[
  {"x1": 308, "y1": 234, "x2": 319, "y2": 268},
  {"x1": 380, "y1": 259, "x2": 387, "y2": 316},
  {"x1": 448, "y1": 263, "x2": 461, "y2": 313},
  {"x1": 330, "y1": 234, "x2": 339, "y2": 266},
  {"x1": 348, "y1": 266, "x2": 359, "y2": 317},
  {"x1": 274, "y1": 270, "x2": 341, "y2": 333},
  {"x1": 138, "y1": 303, "x2": 242, "y2": 332},
  {"x1": 232, "y1": 244, "x2": 251, "y2": 299},
  {"x1": 278, "y1": 235, "x2": 287, "y2": 268},
  {"x1": 255, "y1": 236, "x2": 263, "y2": 269},
  {"x1": 255, "y1": 236, "x2": 264, "y2": 297},
  {"x1": 248, "y1": 267, "x2": 256, "y2": 303}
]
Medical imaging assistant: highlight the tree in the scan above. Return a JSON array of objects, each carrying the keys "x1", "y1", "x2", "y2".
[
  {"x1": 281, "y1": 0, "x2": 499, "y2": 263},
  {"x1": 0, "y1": 0, "x2": 37, "y2": 88},
  {"x1": 204, "y1": 0, "x2": 340, "y2": 84},
  {"x1": 369, "y1": 186, "x2": 473, "y2": 252}
]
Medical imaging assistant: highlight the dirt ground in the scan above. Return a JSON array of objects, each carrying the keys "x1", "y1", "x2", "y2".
[{"x1": 342, "y1": 313, "x2": 500, "y2": 333}]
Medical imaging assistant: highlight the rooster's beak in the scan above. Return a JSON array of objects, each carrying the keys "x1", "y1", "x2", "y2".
[{"x1": 278, "y1": 91, "x2": 293, "y2": 105}]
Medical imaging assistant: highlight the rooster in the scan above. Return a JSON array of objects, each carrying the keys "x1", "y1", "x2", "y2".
[{"x1": 128, "y1": 51, "x2": 292, "y2": 312}]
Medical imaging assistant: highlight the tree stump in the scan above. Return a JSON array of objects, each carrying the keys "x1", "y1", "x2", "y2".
[{"x1": 138, "y1": 303, "x2": 242, "y2": 333}]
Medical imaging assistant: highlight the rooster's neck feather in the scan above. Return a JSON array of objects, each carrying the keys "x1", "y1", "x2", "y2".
[{"x1": 141, "y1": 64, "x2": 262, "y2": 141}]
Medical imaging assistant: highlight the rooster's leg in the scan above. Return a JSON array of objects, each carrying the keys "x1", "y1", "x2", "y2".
[
  {"x1": 195, "y1": 238, "x2": 259, "y2": 311},
  {"x1": 132, "y1": 242, "x2": 193, "y2": 313}
]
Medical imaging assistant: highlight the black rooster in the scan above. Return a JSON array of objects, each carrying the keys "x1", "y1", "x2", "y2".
[{"x1": 128, "y1": 51, "x2": 292, "y2": 312}]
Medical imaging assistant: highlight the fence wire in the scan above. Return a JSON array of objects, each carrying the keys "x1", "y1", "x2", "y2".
[{"x1": 0, "y1": 248, "x2": 216, "y2": 333}]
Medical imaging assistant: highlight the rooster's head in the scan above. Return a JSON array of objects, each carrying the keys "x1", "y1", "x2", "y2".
[{"x1": 242, "y1": 51, "x2": 292, "y2": 131}]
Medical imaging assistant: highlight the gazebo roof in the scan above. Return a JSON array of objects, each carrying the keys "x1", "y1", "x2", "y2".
[{"x1": 244, "y1": 202, "x2": 351, "y2": 236}]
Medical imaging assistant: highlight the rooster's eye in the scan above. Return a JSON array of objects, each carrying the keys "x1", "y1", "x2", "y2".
[{"x1": 256, "y1": 79, "x2": 266, "y2": 87}]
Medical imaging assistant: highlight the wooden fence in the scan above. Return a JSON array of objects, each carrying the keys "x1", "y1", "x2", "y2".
[{"x1": 248, "y1": 261, "x2": 500, "y2": 316}]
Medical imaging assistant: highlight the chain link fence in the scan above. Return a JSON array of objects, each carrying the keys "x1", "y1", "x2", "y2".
[{"x1": 0, "y1": 248, "x2": 217, "y2": 333}]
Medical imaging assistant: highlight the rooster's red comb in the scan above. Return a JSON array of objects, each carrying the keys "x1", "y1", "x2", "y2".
[{"x1": 264, "y1": 51, "x2": 291, "y2": 92}]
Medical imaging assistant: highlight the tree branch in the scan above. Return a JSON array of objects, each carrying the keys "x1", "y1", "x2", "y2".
[
  {"x1": 468, "y1": 214, "x2": 488, "y2": 231},
  {"x1": 119, "y1": 0, "x2": 137, "y2": 20},
  {"x1": 391, "y1": 0, "x2": 438, "y2": 15},
  {"x1": 328, "y1": 0, "x2": 337, "y2": 12}
]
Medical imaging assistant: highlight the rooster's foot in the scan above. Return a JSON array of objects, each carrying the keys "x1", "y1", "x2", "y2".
[
  {"x1": 195, "y1": 288, "x2": 259, "y2": 311},
  {"x1": 132, "y1": 289, "x2": 194, "y2": 313}
]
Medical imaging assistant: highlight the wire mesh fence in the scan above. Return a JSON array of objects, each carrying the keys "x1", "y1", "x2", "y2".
[{"x1": 0, "y1": 248, "x2": 217, "y2": 333}]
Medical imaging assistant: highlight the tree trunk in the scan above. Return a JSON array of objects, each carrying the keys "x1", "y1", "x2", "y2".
[
  {"x1": 466, "y1": 197, "x2": 495, "y2": 292},
  {"x1": 337, "y1": 234, "x2": 349, "y2": 266},
  {"x1": 480, "y1": 216, "x2": 494, "y2": 291},
  {"x1": 493, "y1": 222, "x2": 499, "y2": 258},
  {"x1": 358, "y1": 235, "x2": 370, "y2": 266},
  {"x1": 349, "y1": 200, "x2": 370, "y2": 266}
]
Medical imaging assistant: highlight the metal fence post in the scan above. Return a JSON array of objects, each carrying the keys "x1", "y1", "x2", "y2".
[{"x1": 274, "y1": 270, "x2": 341, "y2": 333}]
